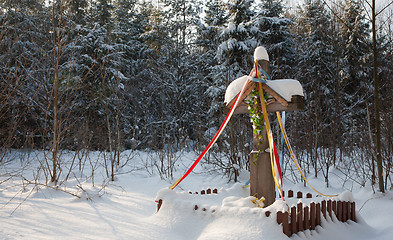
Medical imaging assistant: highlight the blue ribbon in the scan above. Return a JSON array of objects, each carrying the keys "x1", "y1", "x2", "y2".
[
  {"x1": 257, "y1": 67, "x2": 271, "y2": 80},
  {"x1": 248, "y1": 77, "x2": 267, "y2": 83}
]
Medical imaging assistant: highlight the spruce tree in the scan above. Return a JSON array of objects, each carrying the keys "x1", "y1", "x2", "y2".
[
  {"x1": 295, "y1": 0, "x2": 338, "y2": 181},
  {"x1": 212, "y1": 0, "x2": 257, "y2": 180},
  {"x1": 0, "y1": 0, "x2": 49, "y2": 148},
  {"x1": 198, "y1": 0, "x2": 228, "y2": 137},
  {"x1": 253, "y1": 0, "x2": 297, "y2": 79}
]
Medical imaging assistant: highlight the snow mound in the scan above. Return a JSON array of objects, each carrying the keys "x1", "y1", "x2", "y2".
[
  {"x1": 154, "y1": 185, "x2": 372, "y2": 240},
  {"x1": 154, "y1": 184, "x2": 287, "y2": 239},
  {"x1": 338, "y1": 191, "x2": 355, "y2": 202},
  {"x1": 224, "y1": 77, "x2": 304, "y2": 104}
]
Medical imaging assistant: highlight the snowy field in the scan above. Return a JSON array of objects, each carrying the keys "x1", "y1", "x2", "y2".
[{"x1": 1, "y1": 150, "x2": 393, "y2": 240}]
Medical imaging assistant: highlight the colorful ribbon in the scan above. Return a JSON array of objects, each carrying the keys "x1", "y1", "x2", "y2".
[{"x1": 169, "y1": 74, "x2": 251, "y2": 190}]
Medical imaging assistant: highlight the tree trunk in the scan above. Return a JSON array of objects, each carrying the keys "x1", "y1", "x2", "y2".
[{"x1": 372, "y1": 0, "x2": 384, "y2": 193}]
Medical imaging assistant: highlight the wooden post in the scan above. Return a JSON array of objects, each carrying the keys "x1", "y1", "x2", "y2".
[
  {"x1": 316, "y1": 203, "x2": 321, "y2": 226},
  {"x1": 337, "y1": 201, "x2": 343, "y2": 222},
  {"x1": 157, "y1": 199, "x2": 163, "y2": 212},
  {"x1": 327, "y1": 200, "x2": 332, "y2": 219},
  {"x1": 297, "y1": 191, "x2": 303, "y2": 198},
  {"x1": 332, "y1": 201, "x2": 337, "y2": 218},
  {"x1": 291, "y1": 206, "x2": 297, "y2": 234},
  {"x1": 277, "y1": 211, "x2": 283, "y2": 224},
  {"x1": 310, "y1": 202, "x2": 316, "y2": 230},
  {"x1": 265, "y1": 211, "x2": 271, "y2": 217},
  {"x1": 278, "y1": 211, "x2": 290, "y2": 236},
  {"x1": 250, "y1": 60, "x2": 275, "y2": 206},
  {"x1": 283, "y1": 212, "x2": 290, "y2": 237},
  {"x1": 288, "y1": 190, "x2": 294, "y2": 198},
  {"x1": 304, "y1": 206, "x2": 310, "y2": 230},
  {"x1": 351, "y1": 202, "x2": 356, "y2": 222},
  {"x1": 297, "y1": 203, "x2": 304, "y2": 231},
  {"x1": 321, "y1": 200, "x2": 327, "y2": 219}
]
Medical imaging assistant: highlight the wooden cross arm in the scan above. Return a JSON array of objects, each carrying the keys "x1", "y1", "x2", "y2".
[
  {"x1": 228, "y1": 95, "x2": 304, "y2": 114},
  {"x1": 261, "y1": 83, "x2": 288, "y2": 107}
]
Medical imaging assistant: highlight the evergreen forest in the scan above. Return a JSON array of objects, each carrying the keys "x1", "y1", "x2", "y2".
[{"x1": 1, "y1": 0, "x2": 392, "y2": 192}]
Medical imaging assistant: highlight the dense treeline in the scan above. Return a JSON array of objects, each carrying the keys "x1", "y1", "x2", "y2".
[{"x1": 0, "y1": 0, "x2": 392, "y2": 189}]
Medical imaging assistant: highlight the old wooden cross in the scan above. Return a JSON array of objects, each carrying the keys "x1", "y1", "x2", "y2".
[{"x1": 225, "y1": 47, "x2": 304, "y2": 206}]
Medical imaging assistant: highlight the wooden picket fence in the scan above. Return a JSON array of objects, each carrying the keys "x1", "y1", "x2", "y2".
[
  {"x1": 188, "y1": 188, "x2": 218, "y2": 195},
  {"x1": 156, "y1": 189, "x2": 357, "y2": 238},
  {"x1": 156, "y1": 188, "x2": 218, "y2": 212},
  {"x1": 276, "y1": 190, "x2": 356, "y2": 237}
]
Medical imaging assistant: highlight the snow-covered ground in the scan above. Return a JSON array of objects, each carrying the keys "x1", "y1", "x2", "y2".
[{"x1": 1, "y1": 150, "x2": 392, "y2": 240}]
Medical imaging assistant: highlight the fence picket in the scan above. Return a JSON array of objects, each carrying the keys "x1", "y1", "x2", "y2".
[
  {"x1": 316, "y1": 203, "x2": 321, "y2": 226},
  {"x1": 337, "y1": 201, "x2": 342, "y2": 222},
  {"x1": 327, "y1": 200, "x2": 332, "y2": 219},
  {"x1": 297, "y1": 191, "x2": 303, "y2": 198},
  {"x1": 351, "y1": 202, "x2": 356, "y2": 222},
  {"x1": 343, "y1": 201, "x2": 347, "y2": 222},
  {"x1": 288, "y1": 190, "x2": 294, "y2": 198},
  {"x1": 310, "y1": 202, "x2": 316, "y2": 230},
  {"x1": 346, "y1": 202, "x2": 351, "y2": 221},
  {"x1": 283, "y1": 212, "x2": 290, "y2": 236},
  {"x1": 291, "y1": 206, "x2": 297, "y2": 234},
  {"x1": 322, "y1": 200, "x2": 326, "y2": 219},
  {"x1": 269, "y1": 190, "x2": 358, "y2": 237},
  {"x1": 298, "y1": 203, "x2": 304, "y2": 231},
  {"x1": 304, "y1": 206, "x2": 310, "y2": 230},
  {"x1": 332, "y1": 201, "x2": 337, "y2": 219}
]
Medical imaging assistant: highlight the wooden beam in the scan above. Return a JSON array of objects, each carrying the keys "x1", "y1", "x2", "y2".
[
  {"x1": 261, "y1": 83, "x2": 288, "y2": 107},
  {"x1": 229, "y1": 95, "x2": 305, "y2": 114},
  {"x1": 226, "y1": 81, "x2": 255, "y2": 113},
  {"x1": 225, "y1": 78, "x2": 305, "y2": 114}
]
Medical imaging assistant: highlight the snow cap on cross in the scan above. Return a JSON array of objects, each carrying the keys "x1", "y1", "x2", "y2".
[{"x1": 254, "y1": 46, "x2": 269, "y2": 62}]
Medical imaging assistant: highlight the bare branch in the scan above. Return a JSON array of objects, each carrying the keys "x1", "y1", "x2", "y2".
[{"x1": 377, "y1": 1, "x2": 393, "y2": 16}]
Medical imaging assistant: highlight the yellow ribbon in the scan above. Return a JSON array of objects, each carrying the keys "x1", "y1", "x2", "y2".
[
  {"x1": 255, "y1": 63, "x2": 284, "y2": 200},
  {"x1": 276, "y1": 112, "x2": 338, "y2": 197}
]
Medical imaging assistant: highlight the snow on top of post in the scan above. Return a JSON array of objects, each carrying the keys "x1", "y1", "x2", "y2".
[
  {"x1": 224, "y1": 76, "x2": 248, "y2": 105},
  {"x1": 254, "y1": 46, "x2": 269, "y2": 61},
  {"x1": 224, "y1": 77, "x2": 304, "y2": 105},
  {"x1": 265, "y1": 79, "x2": 304, "y2": 102}
]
